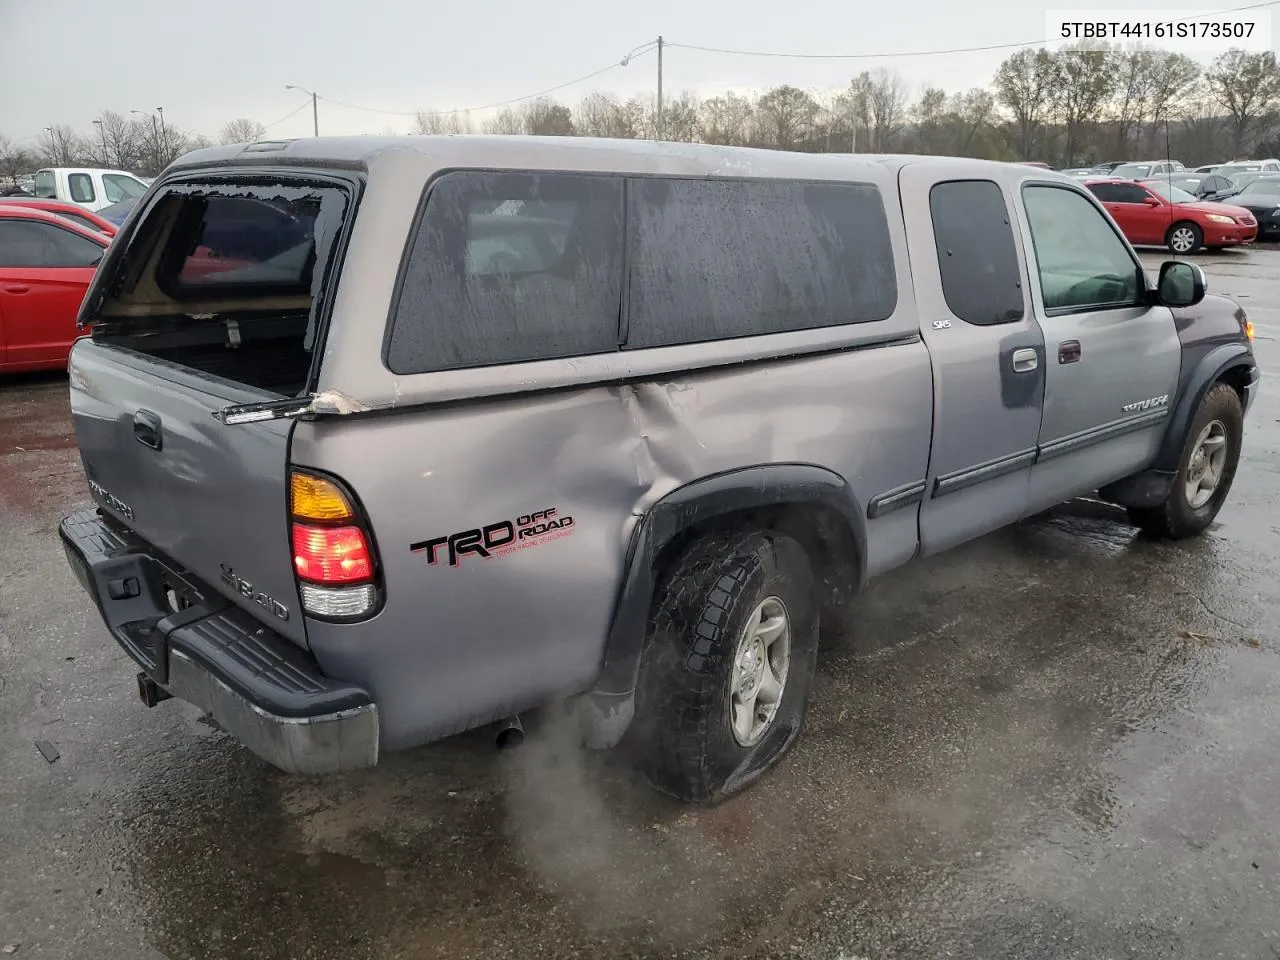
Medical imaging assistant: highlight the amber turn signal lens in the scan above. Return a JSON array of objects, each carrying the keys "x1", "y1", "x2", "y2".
[
  {"x1": 290, "y1": 472, "x2": 354, "y2": 522},
  {"x1": 1245, "y1": 320, "x2": 1255, "y2": 342}
]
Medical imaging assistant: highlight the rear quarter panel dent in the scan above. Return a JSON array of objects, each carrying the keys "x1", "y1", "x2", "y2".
[{"x1": 292, "y1": 340, "x2": 934, "y2": 749}]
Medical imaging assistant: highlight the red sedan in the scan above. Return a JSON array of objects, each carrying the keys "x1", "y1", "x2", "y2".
[
  {"x1": 1083, "y1": 177, "x2": 1256, "y2": 254},
  {"x1": 0, "y1": 206, "x2": 107, "y2": 373},
  {"x1": 0, "y1": 197, "x2": 118, "y2": 238}
]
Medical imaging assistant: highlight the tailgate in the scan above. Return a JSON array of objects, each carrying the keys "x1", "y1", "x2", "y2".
[
  {"x1": 69, "y1": 339, "x2": 306, "y2": 644},
  {"x1": 64, "y1": 169, "x2": 359, "y2": 648}
]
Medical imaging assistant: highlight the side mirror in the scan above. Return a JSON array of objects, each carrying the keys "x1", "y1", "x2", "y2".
[
  {"x1": 1143, "y1": 196, "x2": 1162, "y2": 206},
  {"x1": 1156, "y1": 261, "x2": 1206, "y2": 308}
]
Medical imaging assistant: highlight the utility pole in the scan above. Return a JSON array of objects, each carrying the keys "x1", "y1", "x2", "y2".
[
  {"x1": 132, "y1": 109, "x2": 161, "y2": 173},
  {"x1": 286, "y1": 85, "x2": 320, "y2": 137},
  {"x1": 656, "y1": 36, "x2": 664, "y2": 142}
]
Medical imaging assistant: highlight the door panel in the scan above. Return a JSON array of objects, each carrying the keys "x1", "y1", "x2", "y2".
[
  {"x1": 1016, "y1": 182, "x2": 1182, "y2": 514},
  {"x1": 898, "y1": 167, "x2": 1046, "y2": 556},
  {"x1": 0, "y1": 267, "x2": 93, "y2": 365}
]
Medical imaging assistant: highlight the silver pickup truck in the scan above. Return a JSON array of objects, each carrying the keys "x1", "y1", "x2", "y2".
[{"x1": 59, "y1": 136, "x2": 1259, "y2": 805}]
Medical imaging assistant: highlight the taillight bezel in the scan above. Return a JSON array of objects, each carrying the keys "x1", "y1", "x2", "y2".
[{"x1": 288, "y1": 466, "x2": 385, "y2": 624}]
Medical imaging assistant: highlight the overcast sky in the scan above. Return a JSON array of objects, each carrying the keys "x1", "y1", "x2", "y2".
[{"x1": 0, "y1": 0, "x2": 1246, "y2": 145}]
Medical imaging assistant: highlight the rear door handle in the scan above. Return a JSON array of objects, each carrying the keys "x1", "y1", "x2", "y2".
[
  {"x1": 1059, "y1": 340, "x2": 1082, "y2": 364},
  {"x1": 133, "y1": 409, "x2": 162, "y2": 450},
  {"x1": 1011, "y1": 348, "x2": 1039, "y2": 372},
  {"x1": 2, "y1": 284, "x2": 30, "y2": 294}
]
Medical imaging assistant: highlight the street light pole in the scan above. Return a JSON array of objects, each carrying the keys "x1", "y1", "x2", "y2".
[
  {"x1": 92, "y1": 119, "x2": 108, "y2": 166},
  {"x1": 285, "y1": 85, "x2": 320, "y2": 136}
]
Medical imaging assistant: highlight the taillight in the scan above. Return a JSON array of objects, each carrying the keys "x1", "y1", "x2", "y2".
[
  {"x1": 289, "y1": 469, "x2": 380, "y2": 620},
  {"x1": 292, "y1": 525, "x2": 373, "y2": 583}
]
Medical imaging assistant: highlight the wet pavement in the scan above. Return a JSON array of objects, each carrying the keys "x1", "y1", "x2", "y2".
[{"x1": 1, "y1": 247, "x2": 1279, "y2": 960}]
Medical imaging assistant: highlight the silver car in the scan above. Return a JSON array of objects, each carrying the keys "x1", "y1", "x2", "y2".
[{"x1": 60, "y1": 137, "x2": 1259, "y2": 804}]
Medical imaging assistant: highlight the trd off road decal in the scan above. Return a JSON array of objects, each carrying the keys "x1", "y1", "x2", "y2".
[{"x1": 410, "y1": 507, "x2": 575, "y2": 568}]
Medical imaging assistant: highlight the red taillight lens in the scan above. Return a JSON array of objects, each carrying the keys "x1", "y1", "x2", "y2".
[{"x1": 291, "y1": 523, "x2": 374, "y2": 584}]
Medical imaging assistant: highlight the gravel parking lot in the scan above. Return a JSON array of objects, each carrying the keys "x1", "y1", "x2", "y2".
[{"x1": 1, "y1": 246, "x2": 1278, "y2": 960}]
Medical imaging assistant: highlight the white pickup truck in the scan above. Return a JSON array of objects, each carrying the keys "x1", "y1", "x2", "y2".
[{"x1": 33, "y1": 167, "x2": 149, "y2": 212}]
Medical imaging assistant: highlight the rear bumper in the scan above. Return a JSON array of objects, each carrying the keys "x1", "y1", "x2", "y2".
[{"x1": 59, "y1": 508, "x2": 379, "y2": 774}]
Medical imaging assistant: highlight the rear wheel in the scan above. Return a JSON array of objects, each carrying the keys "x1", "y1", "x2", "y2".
[
  {"x1": 630, "y1": 529, "x2": 819, "y2": 804},
  {"x1": 1166, "y1": 221, "x2": 1203, "y2": 255},
  {"x1": 1127, "y1": 382, "x2": 1243, "y2": 538}
]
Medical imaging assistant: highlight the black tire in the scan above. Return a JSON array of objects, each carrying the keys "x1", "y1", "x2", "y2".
[
  {"x1": 1127, "y1": 382, "x2": 1243, "y2": 538},
  {"x1": 1166, "y1": 221, "x2": 1203, "y2": 255},
  {"x1": 630, "y1": 529, "x2": 819, "y2": 805}
]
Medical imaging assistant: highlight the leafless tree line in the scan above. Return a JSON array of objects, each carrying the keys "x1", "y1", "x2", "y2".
[
  {"x1": 0, "y1": 114, "x2": 267, "y2": 186},
  {"x1": 4, "y1": 46, "x2": 1280, "y2": 187},
  {"x1": 415, "y1": 46, "x2": 1280, "y2": 167}
]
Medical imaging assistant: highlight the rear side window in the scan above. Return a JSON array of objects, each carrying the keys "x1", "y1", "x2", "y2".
[
  {"x1": 386, "y1": 171, "x2": 624, "y2": 375},
  {"x1": 928, "y1": 180, "x2": 1023, "y2": 327},
  {"x1": 0, "y1": 220, "x2": 103, "y2": 267},
  {"x1": 68, "y1": 174, "x2": 95, "y2": 204},
  {"x1": 57, "y1": 211, "x2": 105, "y2": 233},
  {"x1": 624, "y1": 178, "x2": 896, "y2": 349},
  {"x1": 103, "y1": 174, "x2": 146, "y2": 203}
]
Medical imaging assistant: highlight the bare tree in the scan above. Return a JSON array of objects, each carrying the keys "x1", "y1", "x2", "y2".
[
  {"x1": 700, "y1": 92, "x2": 754, "y2": 146},
  {"x1": 832, "y1": 76, "x2": 873, "y2": 152},
  {"x1": 483, "y1": 107, "x2": 524, "y2": 135},
  {"x1": 90, "y1": 111, "x2": 147, "y2": 170},
  {"x1": 1050, "y1": 46, "x2": 1118, "y2": 165},
  {"x1": 1205, "y1": 48, "x2": 1280, "y2": 157},
  {"x1": 949, "y1": 89, "x2": 997, "y2": 156},
  {"x1": 0, "y1": 135, "x2": 38, "y2": 186},
  {"x1": 913, "y1": 88, "x2": 948, "y2": 154},
  {"x1": 663, "y1": 92, "x2": 702, "y2": 142},
  {"x1": 994, "y1": 48, "x2": 1057, "y2": 160},
  {"x1": 1177, "y1": 91, "x2": 1226, "y2": 162},
  {"x1": 866, "y1": 68, "x2": 909, "y2": 151},
  {"x1": 39, "y1": 125, "x2": 86, "y2": 166},
  {"x1": 219, "y1": 117, "x2": 267, "y2": 145},
  {"x1": 413, "y1": 110, "x2": 472, "y2": 135},
  {"x1": 576, "y1": 92, "x2": 636, "y2": 138},
  {"x1": 1110, "y1": 47, "x2": 1157, "y2": 156},
  {"x1": 756, "y1": 85, "x2": 820, "y2": 150},
  {"x1": 1144, "y1": 52, "x2": 1202, "y2": 153},
  {"x1": 522, "y1": 98, "x2": 575, "y2": 136}
]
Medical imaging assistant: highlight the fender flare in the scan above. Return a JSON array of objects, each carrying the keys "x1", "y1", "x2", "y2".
[
  {"x1": 1153, "y1": 343, "x2": 1254, "y2": 473},
  {"x1": 592, "y1": 462, "x2": 868, "y2": 700}
]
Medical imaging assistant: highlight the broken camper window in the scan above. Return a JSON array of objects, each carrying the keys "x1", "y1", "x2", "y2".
[{"x1": 88, "y1": 177, "x2": 350, "y2": 396}]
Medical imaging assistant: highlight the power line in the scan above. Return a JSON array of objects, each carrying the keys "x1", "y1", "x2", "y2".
[
  {"x1": 667, "y1": 0, "x2": 1280, "y2": 61},
  {"x1": 314, "y1": 41, "x2": 659, "y2": 119},
  {"x1": 261, "y1": 101, "x2": 312, "y2": 131}
]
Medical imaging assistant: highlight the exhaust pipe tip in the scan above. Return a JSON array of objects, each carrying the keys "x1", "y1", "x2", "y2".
[{"x1": 495, "y1": 715, "x2": 524, "y2": 749}]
